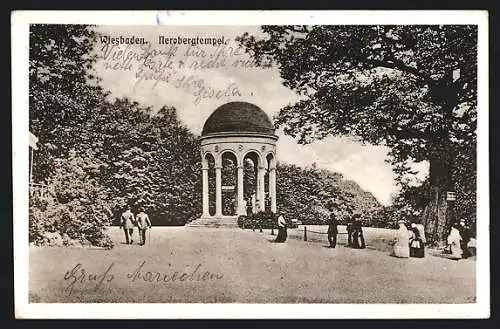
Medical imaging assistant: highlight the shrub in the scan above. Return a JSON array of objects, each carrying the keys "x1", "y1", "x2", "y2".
[
  {"x1": 29, "y1": 192, "x2": 56, "y2": 244},
  {"x1": 237, "y1": 214, "x2": 259, "y2": 229},
  {"x1": 253, "y1": 210, "x2": 277, "y2": 228},
  {"x1": 41, "y1": 231, "x2": 64, "y2": 247},
  {"x1": 29, "y1": 193, "x2": 115, "y2": 249},
  {"x1": 29, "y1": 150, "x2": 114, "y2": 249},
  {"x1": 237, "y1": 215, "x2": 249, "y2": 228},
  {"x1": 238, "y1": 211, "x2": 277, "y2": 229}
]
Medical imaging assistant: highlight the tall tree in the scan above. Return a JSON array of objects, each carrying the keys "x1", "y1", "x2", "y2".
[
  {"x1": 88, "y1": 98, "x2": 202, "y2": 225},
  {"x1": 29, "y1": 24, "x2": 107, "y2": 182},
  {"x1": 239, "y1": 25, "x2": 477, "y2": 244}
]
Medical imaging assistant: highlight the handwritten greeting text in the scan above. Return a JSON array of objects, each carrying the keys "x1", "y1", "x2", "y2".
[
  {"x1": 63, "y1": 261, "x2": 224, "y2": 296},
  {"x1": 98, "y1": 36, "x2": 268, "y2": 105}
]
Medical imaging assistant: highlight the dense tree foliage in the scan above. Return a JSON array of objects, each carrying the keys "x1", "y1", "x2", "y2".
[
  {"x1": 29, "y1": 25, "x2": 201, "y2": 247},
  {"x1": 29, "y1": 24, "x2": 107, "y2": 182},
  {"x1": 276, "y1": 162, "x2": 381, "y2": 224},
  {"x1": 238, "y1": 25, "x2": 477, "y2": 243},
  {"x1": 86, "y1": 99, "x2": 202, "y2": 225}
]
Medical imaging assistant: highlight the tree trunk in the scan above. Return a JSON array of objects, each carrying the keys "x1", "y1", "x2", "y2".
[
  {"x1": 421, "y1": 184, "x2": 448, "y2": 246},
  {"x1": 421, "y1": 148, "x2": 456, "y2": 246},
  {"x1": 422, "y1": 76, "x2": 459, "y2": 245}
]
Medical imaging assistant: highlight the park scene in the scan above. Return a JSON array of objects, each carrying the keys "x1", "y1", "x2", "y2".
[{"x1": 28, "y1": 23, "x2": 477, "y2": 304}]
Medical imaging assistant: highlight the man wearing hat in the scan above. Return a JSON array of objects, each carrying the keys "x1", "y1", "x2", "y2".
[
  {"x1": 327, "y1": 210, "x2": 338, "y2": 248},
  {"x1": 346, "y1": 215, "x2": 355, "y2": 247},
  {"x1": 136, "y1": 207, "x2": 152, "y2": 246},
  {"x1": 120, "y1": 205, "x2": 136, "y2": 245}
]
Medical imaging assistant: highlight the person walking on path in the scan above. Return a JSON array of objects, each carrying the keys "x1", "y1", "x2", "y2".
[
  {"x1": 414, "y1": 221, "x2": 426, "y2": 245},
  {"x1": 275, "y1": 212, "x2": 287, "y2": 243},
  {"x1": 136, "y1": 207, "x2": 152, "y2": 246},
  {"x1": 447, "y1": 223, "x2": 463, "y2": 260},
  {"x1": 346, "y1": 216, "x2": 354, "y2": 247},
  {"x1": 409, "y1": 223, "x2": 425, "y2": 258},
  {"x1": 351, "y1": 213, "x2": 366, "y2": 249},
  {"x1": 458, "y1": 219, "x2": 473, "y2": 259},
  {"x1": 120, "y1": 206, "x2": 136, "y2": 245},
  {"x1": 327, "y1": 211, "x2": 338, "y2": 248},
  {"x1": 391, "y1": 220, "x2": 410, "y2": 258}
]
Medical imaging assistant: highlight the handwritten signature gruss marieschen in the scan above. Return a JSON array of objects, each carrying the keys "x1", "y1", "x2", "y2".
[{"x1": 63, "y1": 261, "x2": 224, "y2": 296}]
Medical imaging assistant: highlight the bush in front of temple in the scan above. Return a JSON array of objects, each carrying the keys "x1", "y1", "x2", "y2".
[{"x1": 238, "y1": 211, "x2": 278, "y2": 229}]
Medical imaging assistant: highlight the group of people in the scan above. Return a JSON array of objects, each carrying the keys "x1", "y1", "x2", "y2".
[
  {"x1": 391, "y1": 218, "x2": 473, "y2": 260},
  {"x1": 120, "y1": 206, "x2": 152, "y2": 246},
  {"x1": 391, "y1": 220, "x2": 426, "y2": 258},
  {"x1": 327, "y1": 212, "x2": 366, "y2": 249},
  {"x1": 272, "y1": 210, "x2": 474, "y2": 262},
  {"x1": 446, "y1": 219, "x2": 474, "y2": 260}
]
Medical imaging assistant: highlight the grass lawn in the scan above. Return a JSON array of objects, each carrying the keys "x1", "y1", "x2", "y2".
[{"x1": 29, "y1": 226, "x2": 476, "y2": 303}]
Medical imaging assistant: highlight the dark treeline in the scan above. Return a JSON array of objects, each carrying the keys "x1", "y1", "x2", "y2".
[{"x1": 276, "y1": 163, "x2": 381, "y2": 224}]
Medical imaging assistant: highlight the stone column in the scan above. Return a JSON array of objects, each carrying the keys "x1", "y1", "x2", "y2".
[
  {"x1": 29, "y1": 147, "x2": 34, "y2": 184},
  {"x1": 269, "y1": 165, "x2": 277, "y2": 213},
  {"x1": 202, "y1": 164, "x2": 209, "y2": 217},
  {"x1": 215, "y1": 165, "x2": 222, "y2": 217},
  {"x1": 237, "y1": 165, "x2": 245, "y2": 216},
  {"x1": 258, "y1": 165, "x2": 266, "y2": 212},
  {"x1": 252, "y1": 193, "x2": 257, "y2": 214}
]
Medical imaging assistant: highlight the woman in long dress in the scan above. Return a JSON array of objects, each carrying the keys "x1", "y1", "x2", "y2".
[
  {"x1": 275, "y1": 213, "x2": 287, "y2": 243},
  {"x1": 458, "y1": 219, "x2": 472, "y2": 259},
  {"x1": 392, "y1": 220, "x2": 410, "y2": 258},
  {"x1": 409, "y1": 223, "x2": 425, "y2": 258},
  {"x1": 447, "y1": 224, "x2": 462, "y2": 260}
]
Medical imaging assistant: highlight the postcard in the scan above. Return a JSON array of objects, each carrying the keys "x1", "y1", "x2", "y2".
[{"x1": 12, "y1": 10, "x2": 489, "y2": 318}]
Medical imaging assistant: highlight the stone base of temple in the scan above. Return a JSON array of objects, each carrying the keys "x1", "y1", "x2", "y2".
[{"x1": 186, "y1": 216, "x2": 239, "y2": 228}]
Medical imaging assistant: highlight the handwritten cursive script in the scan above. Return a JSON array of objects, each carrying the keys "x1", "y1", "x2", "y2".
[
  {"x1": 62, "y1": 261, "x2": 224, "y2": 296},
  {"x1": 127, "y1": 261, "x2": 224, "y2": 283},
  {"x1": 98, "y1": 38, "x2": 268, "y2": 105},
  {"x1": 63, "y1": 263, "x2": 115, "y2": 296}
]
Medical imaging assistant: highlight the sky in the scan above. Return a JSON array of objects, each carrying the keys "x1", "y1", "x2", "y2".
[{"x1": 92, "y1": 25, "x2": 428, "y2": 206}]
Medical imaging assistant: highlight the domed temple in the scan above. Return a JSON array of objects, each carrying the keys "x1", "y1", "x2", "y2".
[{"x1": 188, "y1": 101, "x2": 278, "y2": 228}]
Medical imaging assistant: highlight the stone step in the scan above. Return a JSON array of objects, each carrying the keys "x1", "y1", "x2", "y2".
[{"x1": 186, "y1": 217, "x2": 239, "y2": 228}]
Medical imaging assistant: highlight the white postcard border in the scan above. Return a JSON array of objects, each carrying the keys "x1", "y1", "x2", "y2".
[{"x1": 12, "y1": 10, "x2": 490, "y2": 319}]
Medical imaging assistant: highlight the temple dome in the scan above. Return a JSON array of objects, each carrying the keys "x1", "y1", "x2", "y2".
[{"x1": 202, "y1": 101, "x2": 275, "y2": 136}]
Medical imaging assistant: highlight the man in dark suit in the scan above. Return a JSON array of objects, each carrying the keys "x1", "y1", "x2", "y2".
[
  {"x1": 327, "y1": 211, "x2": 338, "y2": 248},
  {"x1": 120, "y1": 206, "x2": 136, "y2": 244},
  {"x1": 136, "y1": 207, "x2": 152, "y2": 246},
  {"x1": 346, "y1": 216, "x2": 354, "y2": 247},
  {"x1": 351, "y1": 213, "x2": 366, "y2": 249}
]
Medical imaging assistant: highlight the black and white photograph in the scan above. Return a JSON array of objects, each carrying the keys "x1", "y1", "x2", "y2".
[{"x1": 12, "y1": 11, "x2": 489, "y2": 318}]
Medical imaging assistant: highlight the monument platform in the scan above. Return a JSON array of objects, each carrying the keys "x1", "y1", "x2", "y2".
[{"x1": 186, "y1": 216, "x2": 239, "y2": 228}]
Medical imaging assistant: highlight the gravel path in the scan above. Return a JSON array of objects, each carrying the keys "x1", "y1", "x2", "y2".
[{"x1": 29, "y1": 226, "x2": 475, "y2": 303}]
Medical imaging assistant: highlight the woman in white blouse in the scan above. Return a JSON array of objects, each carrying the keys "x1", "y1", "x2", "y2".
[
  {"x1": 391, "y1": 220, "x2": 410, "y2": 258},
  {"x1": 275, "y1": 213, "x2": 287, "y2": 243}
]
